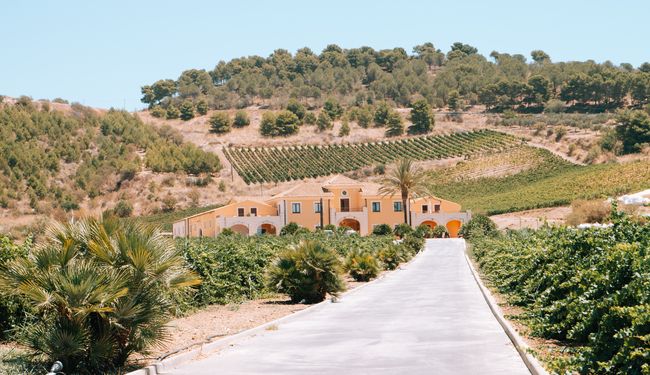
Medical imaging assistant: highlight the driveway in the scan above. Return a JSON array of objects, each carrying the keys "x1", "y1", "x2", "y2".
[{"x1": 169, "y1": 239, "x2": 530, "y2": 374}]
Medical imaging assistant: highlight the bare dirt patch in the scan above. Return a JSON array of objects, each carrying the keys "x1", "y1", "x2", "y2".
[{"x1": 490, "y1": 206, "x2": 571, "y2": 230}]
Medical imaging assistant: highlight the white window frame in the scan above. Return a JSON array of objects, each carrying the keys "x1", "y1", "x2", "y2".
[
  {"x1": 422, "y1": 204, "x2": 428, "y2": 214},
  {"x1": 371, "y1": 201, "x2": 381, "y2": 213},
  {"x1": 237, "y1": 207, "x2": 245, "y2": 217},
  {"x1": 250, "y1": 207, "x2": 258, "y2": 217},
  {"x1": 291, "y1": 202, "x2": 301, "y2": 214},
  {"x1": 393, "y1": 201, "x2": 402, "y2": 212},
  {"x1": 314, "y1": 201, "x2": 322, "y2": 213}
]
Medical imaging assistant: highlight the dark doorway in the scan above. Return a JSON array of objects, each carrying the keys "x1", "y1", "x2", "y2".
[{"x1": 340, "y1": 198, "x2": 350, "y2": 212}]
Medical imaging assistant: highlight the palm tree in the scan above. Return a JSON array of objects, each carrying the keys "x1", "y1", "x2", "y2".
[
  {"x1": 0, "y1": 218, "x2": 200, "y2": 372},
  {"x1": 379, "y1": 158, "x2": 432, "y2": 224}
]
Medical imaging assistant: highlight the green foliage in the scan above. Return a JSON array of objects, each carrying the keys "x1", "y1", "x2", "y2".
[
  {"x1": 429, "y1": 146, "x2": 650, "y2": 215},
  {"x1": 470, "y1": 215, "x2": 650, "y2": 374},
  {"x1": 339, "y1": 119, "x2": 350, "y2": 137},
  {"x1": 355, "y1": 106, "x2": 373, "y2": 128},
  {"x1": 372, "y1": 223, "x2": 393, "y2": 235},
  {"x1": 345, "y1": 250, "x2": 381, "y2": 281},
  {"x1": 225, "y1": 130, "x2": 517, "y2": 184},
  {"x1": 303, "y1": 111, "x2": 317, "y2": 125},
  {"x1": 0, "y1": 218, "x2": 200, "y2": 373},
  {"x1": 233, "y1": 110, "x2": 250, "y2": 127},
  {"x1": 431, "y1": 225, "x2": 448, "y2": 238},
  {"x1": 414, "y1": 224, "x2": 433, "y2": 238},
  {"x1": 196, "y1": 99, "x2": 209, "y2": 116},
  {"x1": 377, "y1": 243, "x2": 410, "y2": 270},
  {"x1": 259, "y1": 112, "x2": 277, "y2": 136},
  {"x1": 408, "y1": 99, "x2": 434, "y2": 134},
  {"x1": 166, "y1": 105, "x2": 180, "y2": 119},
  {"x1": 316, "y1": 111, "x2": 333, "y2": 131},
  {"x1": 393, "y1": 223, "x2": 413, "y2": 238},
  {"x1": 615, "y1": 109, "x2": 650, "y2": 154},
  {"x1": 323, "y1": 98, "x2": 343, "y2": 120},
  {"x1": 150, "y1": 105, "x2": 167, "y2": 118},
  {"x1": 373, "y1": 101, "x2": 392, "y2": 126},
  {"x1": 209, "y1": 112, "x2": 231, "y2": 134},
  {"x1": 286, "y1": 99, "x2": 306, "y2": 120},
  {"x1": 402, "y1": 235, "x2": 425, "y2": 254},
  {"x1": 458, "y1": 214, "x2": 497, "y2": 239},
  {"x1": 280, "y1": 222, "x2": 301, "y2": 236},
  {"x1": 179, "y1": 100, "x2": 195, "y2": 121},
  {"x1": 145, "y1": 141, "x2": 221, "y2": 175},
  {"x1": 0, "y1": 236, "x2": 32, "y2": 340},
  {"x1": 274, "y1": 110, "x2": 300, "y2": 136},
  {"x1": 385, "y1": 111, "x2": 404, "y2": 137},
  {"x1": 268, "y1": 241, "x2": 346, "y2": 303}
]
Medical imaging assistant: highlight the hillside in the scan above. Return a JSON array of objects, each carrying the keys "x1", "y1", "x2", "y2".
[{"x1": 0, "y1": 98, "x2": 221, "y2": 235}]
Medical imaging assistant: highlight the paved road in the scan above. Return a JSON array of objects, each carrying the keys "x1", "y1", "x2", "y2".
[{"x1": 169, "y1": 239, "x2": 530, "y2": 374}]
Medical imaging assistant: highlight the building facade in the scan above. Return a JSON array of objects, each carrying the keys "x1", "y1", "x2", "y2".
[{"x1": 172, "y1": 175, "x2": 470, "y2": 238}]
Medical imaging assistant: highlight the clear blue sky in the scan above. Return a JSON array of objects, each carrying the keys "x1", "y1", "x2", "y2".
[{"x1": 1, "y1": 0, "x2": 648, "y2": 110}]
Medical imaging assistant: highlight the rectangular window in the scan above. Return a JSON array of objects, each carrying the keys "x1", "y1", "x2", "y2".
[
  {"x1": 434, "y1": 204, "x2": 441, "y2": 213},
  {"x1": 314, "y1": 202, "x2": 322, "y2": 213},
  {"x1": 237, "y1": 208, "x2": 245, "y2": 217},
  {"x1": 393, "y1": 201, "x2": 402, "y2": 212},
  {"x1": 291, "y1": 202, "x2": 301, "y2": 214},
  {"x1": 250, "y1": 207, "x2": 257, "y2": 216},
  {"x1": 422, "y1": 205, "x2": 428, "y2": 214},
  {"x1": 371, "y1": 202, "x2": 381, "y2": 212}
]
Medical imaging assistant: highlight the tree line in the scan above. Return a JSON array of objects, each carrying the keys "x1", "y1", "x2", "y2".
[{"x1": 141, "y1": 43, "x2": 650, "y2": 115}]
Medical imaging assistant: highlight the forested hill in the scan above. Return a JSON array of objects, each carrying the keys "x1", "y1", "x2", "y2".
[
  {"x1": 0, "y1": 97, "x2": 220, "y2": 214},
  {"x1": 141, "y1": 42, "x2": 650, "y2": 115}
]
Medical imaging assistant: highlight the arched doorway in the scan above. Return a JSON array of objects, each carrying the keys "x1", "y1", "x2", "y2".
[
  {"x1": 421, "y1": 220, "x2": 438, "y2": 229},
  {"x1": 230, "y1": 224, "x2": 249, "y2": 235},
  {"x1": 259, "y1": 223, "x2": 277, "y2": 235},
  {"x1": 446, "y1": 220, "x2": 462, "y2": 238},
  {"x1": 339, "y1": 218, "x2": 360, "y2": 232}
]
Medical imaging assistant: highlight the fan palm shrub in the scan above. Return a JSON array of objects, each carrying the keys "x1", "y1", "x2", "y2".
[
  {"x1": 267, "y1": 241, "x2": 345, "y2": 303},
  {"x1": 0, "y1": 218, "x2": 200, "y2": 373},
  {"x1": 345, "y1": 250, "x2": 381, "y2": 282}
]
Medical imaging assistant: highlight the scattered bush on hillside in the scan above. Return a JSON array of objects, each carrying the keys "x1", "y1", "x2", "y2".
[
  {"x1": 196, "y1": 99, "x2": 209, "y2": 116},
  {"x1": 385, "y1": 111, "x2": 404, "y2": 137},
  {"x1": 233, "y1": 110, "x2": 250, "y2": 127},
  {"x1": 565, "y1": 199, "x2": 611, "y2": 226},
  {"x1": 150, "y1": 105, "x2": 167, "y2": 118},
  {"x1": 166, "y1": 105, "x2": 180, "y2": 119},
  {"x1": 345, "y1": 250, "x2": 381, "y2": 281},
  {"x1": 286, "y1": 99, "x2": 306, "y2": 121},
  {"x1": 303, "y1": 111, "x2": 317, "y2": 125},
  {"x1": 316, "y1": 111, "x2": 332, "y2": 131},
  {"x1": 267, "y1": 241, "x2": 345, "y2": 303},
  {"x1": 339, "y1": 119, "x2": 350, "y2": 137},
  {"x1": 209, "y1": 112, "x2": 231, "y2": 134},
  {"x1": 615, "y1": 109, "x2": 650, "y2": 154},
  {"x1": 374, "y1": 101, "x2": 392, "y2": 126},
  {"x1": 323, "y1": 98, "x2": 343, "y2": 120},
  {"x1": 112, "y1": 199, "x2": 133, "y2": 218},
  {"x1": 179, "y1": 100, "x2": 195, "y2": 121},
  {"x1": 408, "y1": 99, "x2": 435, "y2": 134}
]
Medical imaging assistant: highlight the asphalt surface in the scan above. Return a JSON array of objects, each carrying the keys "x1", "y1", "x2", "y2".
[{"x1": 169, "y1": 239, "x2": 530, "y2": 374}]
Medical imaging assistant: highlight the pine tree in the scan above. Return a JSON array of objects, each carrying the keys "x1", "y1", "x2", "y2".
[
  {"x1": 385, "y1": 111, "x2": 404, "y2": 137},
  {"x1": 408, "y1": 99, "x2": 434, "y2": 134},
  {"x1": 339, "y1": 119, "x2": 350, "y2": 137},
  {"x1": 209, "y1": 112, "x2": 231, "y2": 134}
]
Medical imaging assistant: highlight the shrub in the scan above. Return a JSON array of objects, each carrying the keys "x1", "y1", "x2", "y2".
[
  {"x1": 0, "y1": 236, "x2": 33, "y2": 340},
  {"x1": 303, "y1": 111, "x2": 317, "y2": 125},
  {"x1": 372, "y1": 224, "x2": 392, "y2": 235},
  {"x1": 286, "y1": 99, "x2": 306, "y2": 121},
  {"x1": 166, "y1": 105, "x2": 180, "y2": 119},
  {"x1": 374, "y1": 102, "x2": 391, "y2": 126},
  {"x1": 431, "y1": 225, "x2": 448, "y2": 238},
  {"x1": 402, "y1": 234, "x2": 425, "y2": 254},
  {"x1": 339, "y1": 119, "x2": 350, "y2": 136},
  {"x1": 393, "y1": 223, "x2": 413, "y2": 238},
  {"x1": 0, "y1": 219, "x2": 200, "y2": 373},
  {"x1": 317, "y1": 111, "x2": 332, "y2": 131},
  {"x1": 259, "y1": 112, "x2": 277, "y2": 136},
  {"x1": 555, "y1": 125, "x2": 568, "y2": 141},
  {"x1": 565, "y1": 199, "x2": 611, "y2": 226},
  {"x1": 179, "y1": 100, "x2": 195, "y2": 121},
  {"x1": 459, "y1": 214, "x2": 498, "y2": 239},
  {"x1": 323, "y1": 98, "x2": 343, "y2": 120},
  {"x1": 150, "y1": 105, "x2": 167, "y2": 118},
  {"x1": 274, "y1": 110, "x2": 300, "y2": 136},
  {"x1": 209, "y1": 112, "x2": 231, "y2": 134},
  {"x1": 113, "y1": 199, "x2": 133, "y2": 218},
  {"x1": 373, "y1": 164, "x2": 386, "y2": 175},
  {"x1": 544, "y1": 99, "x2": 566, "y2": 113},
  {"x1": 162, "y1": 194, "x2": 177, "y2": 212},
  {"x1": 267, "y1": 241, "x2": 345, "y2": 303},
  {"x1": 345, "y1": 250, "x2": 381, "y2": 281},
  {"x1": 414, "y1": 224, "x2": 433, "y2": 238},
  {"x1": 233, "y1": 110, "x2": 250, "y2": 127},
  {"x1": 196, "y1": 99, "x2": 209, "y2": 116},
  {"x1": 377, "y1": 243, "x2": 407, "y2": 270},
  {"x1": 385, "y1": 111, "x2": 404, "y2": 137},
  {"x1": 280, "y1": 222, "x2": 301, "y2": 236}
]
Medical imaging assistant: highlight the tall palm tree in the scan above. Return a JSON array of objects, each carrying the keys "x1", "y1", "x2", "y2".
[{"x1": 379, "y1": 158, "x2": 432, "y2": 224}]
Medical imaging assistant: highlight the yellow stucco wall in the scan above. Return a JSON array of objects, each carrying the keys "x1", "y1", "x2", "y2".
[
  {"x1": 366, "y1": 196, "x2": 406, "y2": 231},
  {"x1": 285, "y1": 197, "x2": 327, "y2": 230}
]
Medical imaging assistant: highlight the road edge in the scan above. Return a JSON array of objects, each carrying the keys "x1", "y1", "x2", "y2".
[
  {"x1": 463, "y1": 242, "x2": 549, "y2": 375},
  {"x1": 125, "y1": 242, "x2": 426, "y2": 375}
]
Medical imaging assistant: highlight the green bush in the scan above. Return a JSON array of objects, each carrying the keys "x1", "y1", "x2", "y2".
[
  {"x1": 345, "y1": 250, "x2": 381, "y2": 281},
  {"x1": 267, "y1": 241, "x2": 345, "y2": 303},
  {"x1": 459, "y1": 214, "x2": 498, "y2": 240},
  {"x1": 414, "y1": 224, "x2": 433, "y2": 238},
  {"x1": 470, "y1": 213, "x2": 650, "y2": 374},
  {"x1": 372, "y1": 224, "x2": 393, "y2": 235},
  {"x1": 402, "y1": 235, "x2": 425, "y2": 254},
  {"x1": 393, "y1": 223, "x2": 413, "y2": 238},
  {"x1": 280, "y1": 222, "x2": 301, "y2": 236},
  {"x1": 112, "y1": 199, "x2": 133, "y2": 218},
  {"x1": 209, "y1": 112, "x2": 231, "y2": 134},
  {"x1": 431, "y1": 225, "x2": 448, "y2": 238},
  {"x1": 0, "y1": 236, "x2": 33, "y2": 341},
  {"x1": 233, "y1": 110, "x2": 250, "y2": 127},
  {"x1": 377, "y1": 243, "x2": 407, "y2": 270},
  {"x1": 0, "y1": 219, "x2": 200, "y2": 373},
  {"x1": 303, "y1": 111, "x2": 317, "y2": 125}
]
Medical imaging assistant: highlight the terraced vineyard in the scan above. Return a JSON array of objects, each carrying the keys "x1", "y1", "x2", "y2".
[{"x1": 224, "y1": 130, "x2": 520, "y2": 184}]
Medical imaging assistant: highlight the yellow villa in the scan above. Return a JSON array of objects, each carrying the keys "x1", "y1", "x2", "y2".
[{"x1": 172, "y1": 175, "x2": 470, "y2": 238}]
